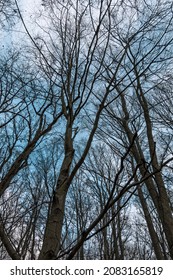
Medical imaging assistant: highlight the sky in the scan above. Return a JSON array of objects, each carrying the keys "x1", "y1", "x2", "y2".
[{"x1": 0, "y1": 0, "x2": 43, "y2": 51}]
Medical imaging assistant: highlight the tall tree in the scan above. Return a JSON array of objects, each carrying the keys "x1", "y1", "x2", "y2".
[{"x1": 1, "y1": 0, "x2": 173, "y2": 260}]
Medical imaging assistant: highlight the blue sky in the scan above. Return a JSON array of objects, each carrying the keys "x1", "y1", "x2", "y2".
[{"x1": 0, "y1": 0, "x2": 43, "y2": 51}]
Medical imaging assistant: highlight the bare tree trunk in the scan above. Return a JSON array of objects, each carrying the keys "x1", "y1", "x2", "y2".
[
  {"x1": 111, "y1": 206, "x2": 120, "y2": 259},
  {"x1": 102, "y1": 217, "x2": 109, "y2": 259},
  {"x1": 135, "y1": 75, "x2": 173, "y2": 259},
  {"x1": 137, "y1": 186, "x2": 164, "y2": 259},
  {"x1": 131, "y1": 159, "x2": 164, "y2": 259},
  {"x1": 39, "y1": 119, "x2": 74, "y2": 259},
  {"x1": 120, "y1": 92, "x2": 173, "y2": 259},
  {"x1": 0, "y1": 222, "x2": 21, "y2": 260}
]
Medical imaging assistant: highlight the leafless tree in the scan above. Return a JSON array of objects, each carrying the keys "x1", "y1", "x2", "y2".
[
  {"x1": 1, "y1": 0, "x2": 173, "y2": 260},
  {"x1": 0, "y1": 0, "x2": 18, "y2": 27}
]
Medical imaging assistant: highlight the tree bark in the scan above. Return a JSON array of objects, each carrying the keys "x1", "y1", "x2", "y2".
[
  {"x1": 38, "y1": 119, "x2": 74, "y2": 259},
  {"x1": 120, "y1": 92, "x2": 173, "y2": 259},
  {"x1": 137, "y1": 186, "x2": 165, "y2": 259}
]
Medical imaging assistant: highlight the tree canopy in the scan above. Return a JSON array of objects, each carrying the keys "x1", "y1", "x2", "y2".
[{"x1": 1, "y1": 0, "x2": 173, "y2": 260}]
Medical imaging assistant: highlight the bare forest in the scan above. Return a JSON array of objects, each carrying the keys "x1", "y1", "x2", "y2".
[{"x1": 1, "y1": 0, "x2": 173, "y2": 260}]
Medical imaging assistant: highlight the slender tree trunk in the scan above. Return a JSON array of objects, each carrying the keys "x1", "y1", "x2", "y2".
[
  {"x1": 111, "y1": 207, "x2": 120, "y2": 259},
  {"x1": 120, "y1": 92, "x2": 173, "y2": 259},
  {"x1": 135, "y1": 77, "x2": 173, "y2": 259},
  {"x1": 0, "y1": 222, "x2": 21, "y2": 260},
  {"x1": 117, "y1": 205, "x2": 124, "y2": 260},
  {"x1": 137, "y1": 186, "x2": 165, "y2": 259},
  {"x1": 131, "y1": 160, "x2": 164, "y2": 259},
  {"x1": 102, "y1": 217, "x2": 109, "y2": 259},
  {"x1": 38, "y1": 119, "x2": 74, "y2": 259}
]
